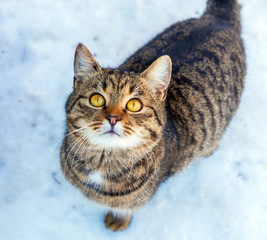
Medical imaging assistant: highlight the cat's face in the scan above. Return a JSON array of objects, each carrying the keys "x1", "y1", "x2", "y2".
[{"x1": 65, "y1": 44, "x2": 172, "y2": 151}]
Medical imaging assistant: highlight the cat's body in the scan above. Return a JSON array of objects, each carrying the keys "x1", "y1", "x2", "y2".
[{"x1": 61, "y1": 0, "x2": 246, "y2": 231}]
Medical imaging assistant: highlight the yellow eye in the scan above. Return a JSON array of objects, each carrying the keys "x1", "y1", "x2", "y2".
[
  {"x1": 90, "y1": 94, "x2": 105, "y2": 107},
  {"x1": 126, "y1": 99, "x2": 142, "y2": 112}
]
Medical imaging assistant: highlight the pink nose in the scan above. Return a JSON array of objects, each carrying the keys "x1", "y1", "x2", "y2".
[{"x1": 106, "y1": 115, "x2": 121, "y2": 126}]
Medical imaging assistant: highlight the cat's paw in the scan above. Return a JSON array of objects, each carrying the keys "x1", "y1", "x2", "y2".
[{"x1": 104, "y1": 211, "x2": 132, "y2": 231}]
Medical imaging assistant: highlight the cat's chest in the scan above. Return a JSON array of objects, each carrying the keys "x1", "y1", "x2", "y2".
[
  {"x1": 74, "y1": 149, "x2": 129, "y2": 181},
  {"x1": 71, "y1": 148, "x2": 154, "y2": 190}
]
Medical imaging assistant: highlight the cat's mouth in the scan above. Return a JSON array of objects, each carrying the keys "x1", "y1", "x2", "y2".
[{"x1": 104, "y1": 130, "x2": 120, "y2": 137}]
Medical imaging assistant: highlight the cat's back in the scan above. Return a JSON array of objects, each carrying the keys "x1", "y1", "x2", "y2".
[{"x1": 165, "y1": 15, "x2": 246, "y2": 159}]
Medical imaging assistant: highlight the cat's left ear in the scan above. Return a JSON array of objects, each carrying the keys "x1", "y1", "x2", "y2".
[
  {"x1": 141, "y1": 55, "x2": 172, "y2": 101},
  {"x1": 73, "y1": 43, "x2": 102, "y2": 88}
]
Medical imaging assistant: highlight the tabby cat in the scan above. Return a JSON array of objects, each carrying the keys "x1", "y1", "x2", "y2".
[{"x1": 60, "y1": 0, "x2": 246, "y2": 231}]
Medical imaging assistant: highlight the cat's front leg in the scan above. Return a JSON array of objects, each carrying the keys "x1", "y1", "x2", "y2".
[{"x1": 104, "y1": 211, "x2": 132, "y2": 231}]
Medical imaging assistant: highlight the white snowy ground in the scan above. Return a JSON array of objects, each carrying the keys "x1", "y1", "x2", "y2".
[{"x1": 0, "y1": 0, "x2": 266, "y2": 239}]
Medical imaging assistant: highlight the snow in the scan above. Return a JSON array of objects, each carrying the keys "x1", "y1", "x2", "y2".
[{"x1": 0, "y1": 0, "x2": 267, "y2": 239}]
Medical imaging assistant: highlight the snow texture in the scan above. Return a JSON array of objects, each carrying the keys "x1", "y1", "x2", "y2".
[{"x1": 0, "y1": 0, "x2": 266, "y2": 239}]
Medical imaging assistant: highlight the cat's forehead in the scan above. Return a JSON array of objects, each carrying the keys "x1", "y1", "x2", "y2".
[
  {"x1": 97, "y1": 69, "x2": 144, "y2": 97},
  {"x1": 105, "y1": 69, "x2": 139, "y2": 88}
]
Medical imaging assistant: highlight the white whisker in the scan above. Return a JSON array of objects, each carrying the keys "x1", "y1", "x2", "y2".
[{"x1": 51, "y1": 125, "x2": 89, "y2": 152}]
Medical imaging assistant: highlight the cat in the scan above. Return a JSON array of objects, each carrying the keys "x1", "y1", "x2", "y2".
[{"x1": 60, "y1": 0, "x2": 246, "y2": 231}]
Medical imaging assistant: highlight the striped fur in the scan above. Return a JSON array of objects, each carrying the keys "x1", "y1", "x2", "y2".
[{"x1": 61, "y1": 0, "x2": 246, "y2": 231}]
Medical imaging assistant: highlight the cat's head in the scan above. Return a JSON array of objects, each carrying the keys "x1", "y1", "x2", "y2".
[{"x1": 65, "y1": 43, "x2": 172, "y2": 151}]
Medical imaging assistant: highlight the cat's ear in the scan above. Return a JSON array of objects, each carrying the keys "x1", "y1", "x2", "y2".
[
  {"x1": 73, "y1": 43, "x2": 102, "y2": 88},
  {"x1": 141, "y1": 55, "x2": 172, "y2": 101}
]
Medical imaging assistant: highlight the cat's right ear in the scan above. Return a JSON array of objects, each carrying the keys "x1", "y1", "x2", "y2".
[{"x1": 73, "y1": 43, "x2": 102, "y2": 89}]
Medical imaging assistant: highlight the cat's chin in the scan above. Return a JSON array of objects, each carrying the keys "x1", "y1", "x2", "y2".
[
  {"x1": 104, "y1": 130, "x2": 120, "y2": 137},
  {"x1": 86, "y1": 133, "x2": 141, "y2": 149}
]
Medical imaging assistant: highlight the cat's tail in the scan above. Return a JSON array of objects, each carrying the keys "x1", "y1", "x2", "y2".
[{"x1": 204, "y1": 0, "x2": 241, "y2": 34}]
